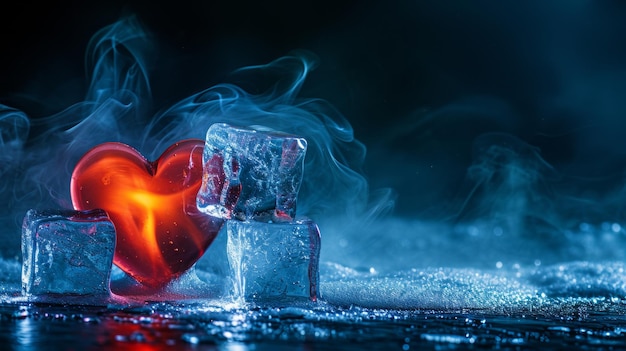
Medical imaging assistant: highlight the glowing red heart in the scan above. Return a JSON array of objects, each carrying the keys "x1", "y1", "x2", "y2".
[{"x1": 71, "y1": 139, "x2": 224, "y2": 288}]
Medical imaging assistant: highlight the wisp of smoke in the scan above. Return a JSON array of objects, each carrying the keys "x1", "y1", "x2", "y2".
[{"x1": 0, "y1": 15, "x2": 393, "y2": 257}]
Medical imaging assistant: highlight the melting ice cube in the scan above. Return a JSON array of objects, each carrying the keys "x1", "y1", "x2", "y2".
[
  {"x1": 196, "y1": 123, "x2": 320, "y2": 303},
  {"x1": 197, "y1": 123, "x2": 307, "y2": 222},
  {"x1": 226, "y1": 218, "x2": 321, "y2": 302},
  {"x1": 21, "y1": 209, "x2": 115, "y2": 297}
]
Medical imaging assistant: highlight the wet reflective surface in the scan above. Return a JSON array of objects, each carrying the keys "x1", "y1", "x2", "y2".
[{"x1": 2, "y1": 299, "x2": 626, "y2": 350}]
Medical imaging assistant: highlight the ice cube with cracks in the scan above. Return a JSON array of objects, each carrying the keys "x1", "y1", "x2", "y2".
[
  {"x1": 198, "y1": 123, "x2": 321, "y2": 302},
  {"x1": 21, "y1": 209, "x2": 115, "y2": 297},
  {"x1": 226, "y1": 218, "x2": 321, "y2": 302},
  {"x1": 197, "y1": 123, "x2": 307, "y2": 222}
]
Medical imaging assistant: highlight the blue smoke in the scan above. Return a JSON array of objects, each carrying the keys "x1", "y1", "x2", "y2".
[
  {"x1": 0, "y1": 15, "x2": 391, "y2": 257},
  {"x1": 4, "y1": 3, "x2": 626, "y2": 276}
]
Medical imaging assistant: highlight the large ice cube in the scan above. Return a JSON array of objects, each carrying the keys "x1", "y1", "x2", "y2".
[
  {"x1": 197, "y1": 123, "x2": 307, "y2": 222},
  {"x1": 226, "y1": 218, "x2": 321, "y2": 302},
  {"x1": 21, "y1": 209, "x2": 115, "y2": 297}
]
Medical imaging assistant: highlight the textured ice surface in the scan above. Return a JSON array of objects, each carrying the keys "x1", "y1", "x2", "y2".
[
  {"x1": 4, "y1": 215, "x2": 626, "y2": 350},
  {"x1": 318, "y1": 260, "x2": 626, "y2": 310},
  {"x1": 528, "y1": 261, "x2": 626, "y2": 298},
  {"x1": 6, "y1": 216, "x2": 626, "y2": 310},
  {"x1": 225, "y1": 218, "x2": 321, "y2": 303},
  {"x1": 21, "y1": 209, "x2": 115, "y2": 297},
  {"x1": 197, "y1": 123, "x2": 307, "y2": 222},
  {"x1": 320, "y1": 264, "x2": 540, "y2": 310}
]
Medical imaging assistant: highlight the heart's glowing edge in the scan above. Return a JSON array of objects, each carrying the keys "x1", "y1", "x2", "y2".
[{"x1": 70, "y1": 139, "x2": 227, "y2": 288}]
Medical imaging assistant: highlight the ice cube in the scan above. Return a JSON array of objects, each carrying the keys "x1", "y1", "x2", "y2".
[
  {"x1": 225, "y1": 218, "x2": 321, "y2": 303},
  {"x1": 197, "y1": 123, "x2": 307, "y2": 222},
  {"x1": 21, "y1": 209, "x2": 115, "y2": 297}
]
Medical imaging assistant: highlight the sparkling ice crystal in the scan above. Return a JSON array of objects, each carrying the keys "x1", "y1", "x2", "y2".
[
  {"x1": 21, "y1": 209, "x2": 115, "y2": 296},
  {"x1": 226, "y1": 218, "x2": 321, "y2": 302},
  {"x1": 197, "y1": 123, "x2": 307, "y2": 222}
]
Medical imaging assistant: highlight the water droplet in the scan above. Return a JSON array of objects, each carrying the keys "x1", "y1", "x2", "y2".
[
  {"x1": 129, "y1": 331, "x2": 147, "y2": 342},
  {"x1": 182, "y1": 333, "x2": 200, "y2": 344},
  {"x1": 493, "y1": 226, "x2": 503, "y2": 236},
  {"x1": 612, "y1": 223, "x2": 621, "y2": 233}
]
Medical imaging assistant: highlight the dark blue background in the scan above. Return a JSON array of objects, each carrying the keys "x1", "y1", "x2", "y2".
[{"x1": 3, "y1": 1, "x2": 626, "y2": 221}]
